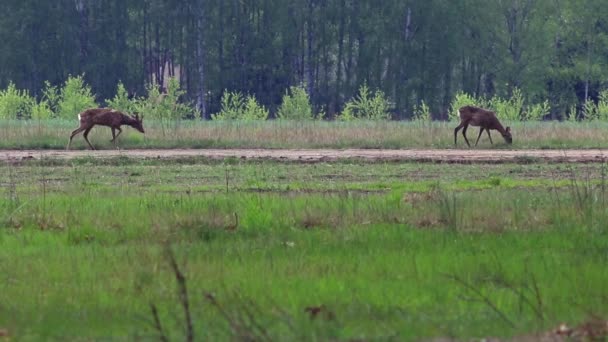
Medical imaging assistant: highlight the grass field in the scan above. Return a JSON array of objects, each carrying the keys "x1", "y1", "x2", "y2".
[
  {"x1": 5, "y1": 119, "x2": 608, "y2": 150},
  {"x1": 1, "y1": 157, "x2": 608, "y2": 340}
]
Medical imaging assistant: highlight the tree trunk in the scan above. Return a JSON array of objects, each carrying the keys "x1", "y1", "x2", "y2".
[
  {"x1": 75, "y1": 0, "x2": 89, "y2": 70},
  {"x1": 195, "y1": 0, "x2": 207, "y2": 118}
]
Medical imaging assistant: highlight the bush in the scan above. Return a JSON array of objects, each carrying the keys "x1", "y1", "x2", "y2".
[
  {"x1": 413, "y1": 100, "x2": 431, "y2": 122},
  {"x1": 106, "y1": 81, "x2": 137, "y2": 113},
  {"x1": 212, "y1": 91, "x2": 268, "y2": 121},
  {"x1": 449, "y1": 92, "x2": 480, "y2": 122},
  {"x1": 339, "y1": 83, "x2": 391, "y2": 120},
  {"x1": 491, "y1": 88, "x2": 524, "y2": 121},
  {"x1": 597, "y1": 90, "x2": 608, "y2": 121},
  {"x1": 56, "y1": 75, "x2": 97, "y2": 119},
  {"x1": 276, "y1": 85, "x2": 315, "y2": 120},
  {"x1": 523, "y1": 100, "x2": 550, "y2": 121},
  {"x1": 0, "y1": 82, "x2": 35, "y2": 119}
]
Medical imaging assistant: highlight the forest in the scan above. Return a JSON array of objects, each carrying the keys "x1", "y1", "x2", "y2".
[{"x1": 0, "y1": 0, "x2": 607, "y2": 120}]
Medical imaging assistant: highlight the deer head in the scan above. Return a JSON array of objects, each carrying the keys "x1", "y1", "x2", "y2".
[
  {"x1": 502, "y1": 126, "x2": 512, "y2": 144},
  {"x1": 131, "y1": 113, "x2": 145, "y2": 133}
]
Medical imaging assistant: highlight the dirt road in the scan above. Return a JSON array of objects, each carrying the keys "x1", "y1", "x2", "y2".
[{"x1": 2, "y1": 148, "x2": 608, "y2": 163}]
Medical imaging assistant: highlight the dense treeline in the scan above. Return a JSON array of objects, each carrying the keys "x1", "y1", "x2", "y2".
[{"x1": 0, "y1": 0, "x2": 607, "y2": 119}]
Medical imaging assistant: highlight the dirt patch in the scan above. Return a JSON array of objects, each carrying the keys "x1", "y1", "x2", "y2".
[{"x1": 1, "y1": 148, "x2": 608, "y2": 164}]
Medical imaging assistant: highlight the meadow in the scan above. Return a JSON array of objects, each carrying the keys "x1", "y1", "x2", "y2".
[
  {"x1": 4, "y1": 119, "x2": 608, "y2": 150},
  {"x1": 1, "y1": 155, "x2": 608, "y2": 340}
]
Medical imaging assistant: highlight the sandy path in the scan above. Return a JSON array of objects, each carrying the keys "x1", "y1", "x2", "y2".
[{"x1": 2, "y1": 148, "x2": 608, "y2": 163}]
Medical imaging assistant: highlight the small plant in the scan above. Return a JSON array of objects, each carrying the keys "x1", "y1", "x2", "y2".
[
  {"x1": 41, "y1": 81, "x2": 60, "y2": 115},
  {"x1": 276, "y1": 85, "x2": 315, "y2": 120},
  {"x1": 0, "y1": 82, "x2": 35, "y2": 119},
  {"x1": 106, "y1": 81, "x2": 137, "y2": 113},
  {"x1": 56, "y1": 75, "x2": 97, "y2": 119},
  {"x1": 339, "y1": 83, "x2": 391, "y2": 120},
  {"x1": 212, "y1": 91, "x2": 268, "y2": 120},
  {"x1": 413, "y1": 100, "x2": 432, "y2": 122},
  {"x1": 523, "y1": 100, "x2": 550, "y2": 121},
  {"x1": 567, "y1": 104, "x2": 578, "y2": 122},
  {"x1": 582, "y1": 99, "x2": 598, "y2": 121},
  {"x1": 491, "y1": 87, "x2": 524, "y2": 121},
  {"x1": 596, "y1": 90, "x2": 608, "y2": 121}
]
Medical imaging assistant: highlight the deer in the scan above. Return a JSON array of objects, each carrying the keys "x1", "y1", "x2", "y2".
[
  {"x1": 454, "y1": 105, "x2": 512, "y2": 147},
  {"x1": 66, "y1": 108, "x2": 145, "y2": 150}
]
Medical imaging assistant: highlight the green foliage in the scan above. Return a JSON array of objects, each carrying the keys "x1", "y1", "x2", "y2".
[
  {"x1": 413, "y1": 101, "x2": 432, "y2": 122},
  {"x1": 339, "y1": 83, "x2": 391, "y2": 120},
  {"x1": 449, "y1": 92, "x2": 480, "y2": 122},
  {"x1": 522, "y1": 100, "x2": 550, "y2": 121},
  {"x1": 41, "y1": 81, "x2": 60, "y2": 115},
  {"x1": 583, "y1": 90, "x2": 608, "y2": 121},
  {"x1": 0, "y1": 82, "x2": 34, "y2": 119},
  {"x1": 31, "y1": 100, "x2": 53, "y2": 120},
  {"x1": 491, "y1": 88, "x2": 524, "y2": 121},
  {"x1": 105, "y1": 82, "x2": 136, "y2": 113},
  {"x1": 276, "y1": 85, "x2": 315, "y2": 120},
  {"x1": 133, "y1": 78, "x2": 194, "y2": 123},
  {"x1": 212, "y1": 91, "x2": 268, "y2": 121},
  {"x1": 56, "y1": 75, "x2": 97, "y2": 119},
  {"x1": 567, "y1": 105, "x2": 578, "y2": 122}
]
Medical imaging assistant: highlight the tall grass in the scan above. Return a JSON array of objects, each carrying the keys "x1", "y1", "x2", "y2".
[
  {"x1": 0, "y1": 159, "x2": 607, "y2": 339},
  {"x1": 3, "y1": 119, "x2": 608, "y2": 149}
]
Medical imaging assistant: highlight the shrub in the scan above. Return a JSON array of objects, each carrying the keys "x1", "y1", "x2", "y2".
[
  {"x1": 276, "y1": 85, "x2": 315, "y2": 120},
  {"x1": 413, "y1": 100, "x2": 432, "y2": 122},
  {"x1": 449, "y1": 92, "x2": 479, "y2": 122},
  {"x1": 56, "y1": 75, "x2": 97, "y2": 119},
  {"x1": 491, "y1": 88, "x2": 524, "y2": 121},
  {"x1": 0, "y1": 82, "x2": 35, "y2": 119},
  {"x1": 596, "y1": 90, "x2": 608, "y2": 121},
  {"x1": 523, "y1": 100, "x2": 550, "y2": 121},
  {"x1": 339, "y1": 83, "x2": 391, "y2": 120},
  {"x1": 106, "y1": 81, "x2": 137, "y2": 113},
  {"x1": 212, "y1": 91, "x2": 245, "y2": 120},
  {"x1": 212, "y1": 91, "x2": 268, "y2": 121}
]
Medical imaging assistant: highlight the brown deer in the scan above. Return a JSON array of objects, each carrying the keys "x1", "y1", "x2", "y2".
[
  {"x1": 454, "y1": 105, "x2": 512, "y2": 147},
  {"x1": 66, "y1": 108, "x2": 145, "y2": 150}
]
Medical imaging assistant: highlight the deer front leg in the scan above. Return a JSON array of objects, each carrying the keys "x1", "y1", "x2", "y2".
[
  {"x1": 111, "y1": 127, "x2": 123, "y2": 149},
  {"x1": 474, "y1": 128, "x2": 485, "y2": 147},
  {"x1": 83, "y1": 127, "x2": 96, "y2": 150},
  {"x1": 486, "y1": 129, "x2": 493, "y2": 144}
]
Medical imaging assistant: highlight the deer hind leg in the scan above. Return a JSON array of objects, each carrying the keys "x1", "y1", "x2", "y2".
[
  {"x1": 67, "y1": 126, "x2": 86, "y2": 150},
  {"x1": 461, "y1": 124, "x2": 471, "y2": 147},
  {"x1": 486, "y1": 129, "x2": 494, "y2": 144},
  {"x1": 475, "y1": 128, "x2": 484, "y2": 147},
  {"x1": 83, "y1": 127, "x2": 96, "y2": 150},
  {"x1": 454, "y1": 123, "x2": 465, "y2": 146}
]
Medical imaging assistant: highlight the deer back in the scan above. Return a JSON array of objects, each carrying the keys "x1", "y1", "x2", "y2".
[{"x1": 459, "y1": 106, "x2": 503, "y2": 129}]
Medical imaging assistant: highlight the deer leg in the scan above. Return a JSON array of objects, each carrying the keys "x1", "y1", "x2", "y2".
[
  {"x1": 462, "y1": 125, "x2": 471, "y2": 147},
  {"x1": 111, "y1": 127, "x2": 123, "y2": 149},
  {"x1": 67, "y1": 127, "x2": 86, "y2": 150},
  {"x1": 454, "y1": 123, "x2": 464, "y2": 146},
  {"x1": 486, "y1": 129, "x2": 494, "y2": 145},
  {"x1": 474, "y1": 128, "x2": 484, "y2": 147},
  {"x1": 112, "y1": 127, "x2": 122, "y2": 141},
  {"x1": 83, "y1": 127, "x2": 95, "y2": 150}
]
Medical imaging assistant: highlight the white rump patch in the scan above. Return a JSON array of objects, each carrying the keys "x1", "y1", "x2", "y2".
[{"x1": 78, "y1": 114, "x2": 81, "y2": 121}]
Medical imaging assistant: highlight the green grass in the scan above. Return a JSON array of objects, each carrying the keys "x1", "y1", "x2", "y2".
[
  {"x1": 5, "y1": 119, "x2": 608, "y2": 149},
  {"x1": 1, "y1": 159, "x2": 607, "y2": 340}
]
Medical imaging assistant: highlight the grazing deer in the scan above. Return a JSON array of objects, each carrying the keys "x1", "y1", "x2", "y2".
[
  {"x1": 66, "y1": 108, "x2": 145, "y2": 150},
  {"x1": 454, "y1": 105, "x2": 512, "y2": 147}
]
